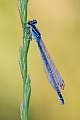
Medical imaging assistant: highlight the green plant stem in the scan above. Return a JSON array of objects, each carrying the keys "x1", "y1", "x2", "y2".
[{"x1": 18, "y1": 0, "x2": 31, "y2": 120}]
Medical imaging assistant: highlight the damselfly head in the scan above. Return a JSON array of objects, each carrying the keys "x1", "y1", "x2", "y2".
[{"x1": 28, "y1": 20, "x2": 37, "y2": 25}]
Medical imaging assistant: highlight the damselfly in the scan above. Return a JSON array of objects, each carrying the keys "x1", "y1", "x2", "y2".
[{"x1": 27, "y1": 20, "x2": 65, "y2": 104}]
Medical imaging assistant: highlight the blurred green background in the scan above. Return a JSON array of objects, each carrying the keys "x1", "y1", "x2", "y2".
[{"x1": 0, "y1": 0, "x2": 80, "y2": 120}]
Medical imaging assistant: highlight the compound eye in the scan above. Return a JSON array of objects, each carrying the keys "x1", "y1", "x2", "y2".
[
  {"x1": 28, "y1": 20, "x2": 37, "y2": 25},
  {"x1": 33, "y1": 20, "x2": 37, "y2": 24}
]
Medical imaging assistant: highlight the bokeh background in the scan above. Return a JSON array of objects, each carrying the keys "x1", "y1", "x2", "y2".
[{"x1": 0, "y1": 0, "x2": 80, "y2": 120}]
